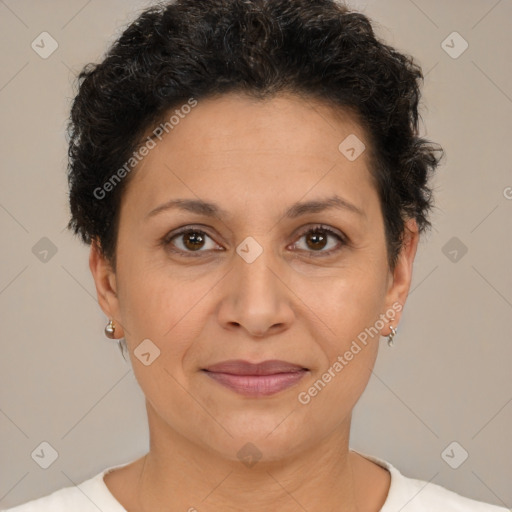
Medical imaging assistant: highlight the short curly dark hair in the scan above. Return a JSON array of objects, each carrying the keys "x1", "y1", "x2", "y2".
[{"x1": 66, "y1": 0, "x2": 443, "y2": 271}]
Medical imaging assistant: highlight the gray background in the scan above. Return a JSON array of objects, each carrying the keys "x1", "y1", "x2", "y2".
[{"x1": 0, "y1": 0, "x2": 511, "y2": 509}]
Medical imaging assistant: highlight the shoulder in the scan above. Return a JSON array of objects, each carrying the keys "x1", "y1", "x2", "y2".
[
  {"x1": 391, "y1": 473, "x2": 509, "y2": 511},
  {"x1": 352, "y1": 449, "x2": 509, "y2": 512},
  {"x1": 1, "y1": 464, "x2": 129, "y2": 512},
  {"x1": 1, "y1": 485, "x2": 92, "y2": 512}
]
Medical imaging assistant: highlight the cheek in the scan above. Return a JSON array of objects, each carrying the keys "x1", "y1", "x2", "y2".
[
  {"x1": 116, "y1": 257, "x2": 220, "y2": 362},
  {"x1": 293, "y1": 258, "x2": 389, "y2": 347},
  {"x1": 292, "y1": 269, "x2": 387, "y2": 422},
  {"x1": 116, "y1": 270, "x2": 212, "y2": 420}
]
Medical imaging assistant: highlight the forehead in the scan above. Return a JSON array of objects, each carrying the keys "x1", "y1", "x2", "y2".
[
  {"x1": 121, "y1": 92, "x2": 376, "y2": 217},
  {"x1": 149, "y1": 92, "x2": 366, "y2": 152}
]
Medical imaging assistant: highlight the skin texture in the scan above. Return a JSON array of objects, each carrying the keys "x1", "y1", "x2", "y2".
[{"x1": 90, "y1": 92, "x2": 418, "y2": 511}]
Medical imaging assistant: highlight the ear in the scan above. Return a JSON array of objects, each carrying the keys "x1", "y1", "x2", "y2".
[
  {"x1": 383, "y1": 218, "x2": 419, "y2": 335},
  {"x1": 89, "y1": 238, "x2": 124, "y2": 338}
]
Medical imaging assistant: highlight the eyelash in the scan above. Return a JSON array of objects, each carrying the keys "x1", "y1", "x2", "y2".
[{"x1": 162, "y1": 224, "x2": 347, "y2": 258}]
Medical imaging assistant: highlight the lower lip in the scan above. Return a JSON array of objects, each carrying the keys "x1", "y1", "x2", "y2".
[{"x1": 203, "y1": 370, "x2": 308, "y2": 397}]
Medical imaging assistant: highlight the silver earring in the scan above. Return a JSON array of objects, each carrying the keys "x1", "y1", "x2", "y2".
[
  {"x1": 117, "y1": 338, "x2": 127, "y2": 361},
  {"x1": 387, "y1": 325, "x2": 397, "y2": 347},
  {"x1": 104, "y1": 319, "x2": 116, "y2": 339}
]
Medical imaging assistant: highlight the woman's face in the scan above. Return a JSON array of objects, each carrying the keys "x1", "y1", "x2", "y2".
[{"x1": 91, "y1": 92, "x2": 417, "y2": 463}]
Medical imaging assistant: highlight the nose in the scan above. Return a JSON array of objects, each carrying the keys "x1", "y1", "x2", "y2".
[{"x1": 217, "y1": 247, "x2": 295, "y2": 338}]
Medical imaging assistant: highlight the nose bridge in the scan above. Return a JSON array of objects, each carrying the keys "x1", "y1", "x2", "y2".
[
  {"x1": 218, "y1": 238, "x2": 294, "y2": 336},
  {"x1": 234, "y1": 240, "x2": 281, "y2": 305}
]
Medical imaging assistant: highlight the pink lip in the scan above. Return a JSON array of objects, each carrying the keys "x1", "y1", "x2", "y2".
[{"x1": 202, "y1": 359, "x2": 309, "y2": 397}]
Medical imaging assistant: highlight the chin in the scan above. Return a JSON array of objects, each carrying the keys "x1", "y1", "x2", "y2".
[{"x1": 205, "y1": 415, "x2": 309, "y2": 463}]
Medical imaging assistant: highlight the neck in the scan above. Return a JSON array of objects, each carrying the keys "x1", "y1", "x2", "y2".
[{"x1": 135, "y1": 405, "x2": 360, "y2": 512}]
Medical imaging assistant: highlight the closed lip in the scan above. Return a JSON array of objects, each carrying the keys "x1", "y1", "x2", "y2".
[{"x1": 202, "y1": 359, "x2": 308, "y2": 375}]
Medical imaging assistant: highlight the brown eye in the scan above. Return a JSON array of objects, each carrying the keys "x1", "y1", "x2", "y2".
[
  {"x1": 165, "y1": 228, "x2": 221, "y2": 254},
  {"x1": 182, "y1": 231, "x2": 206, "y2": 251},
  {"x1": 305, "y1": 230, "x2": 329, "y2": 251},
  {"x1": 293, "y1": 226, "x2": 345, "y2": 255}
]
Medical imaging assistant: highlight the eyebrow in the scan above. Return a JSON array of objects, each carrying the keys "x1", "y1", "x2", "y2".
[{"x1": 145, "y1": 194, "x2": 365, "y2": 220}]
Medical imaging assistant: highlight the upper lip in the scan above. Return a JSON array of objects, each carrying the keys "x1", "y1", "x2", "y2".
[{"x1": 203, "y1": 359, "x2": 308, "y2": 375}]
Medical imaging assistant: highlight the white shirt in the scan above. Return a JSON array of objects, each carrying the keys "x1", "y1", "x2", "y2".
[{"x1": 2, "y1": 450, "x2": 508, "y2": 511}]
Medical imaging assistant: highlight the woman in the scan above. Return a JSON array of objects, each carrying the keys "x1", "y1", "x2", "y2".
[{"x1": 4, "y1": 0, "x2": 507, "y2": 510}]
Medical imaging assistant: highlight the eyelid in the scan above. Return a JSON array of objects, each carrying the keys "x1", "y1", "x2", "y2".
[{"x1": 294, "y1": 223, "x2": 346, "y2": 241}]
